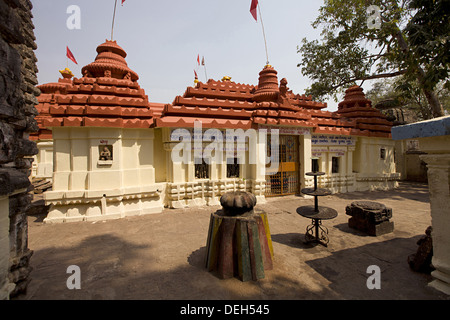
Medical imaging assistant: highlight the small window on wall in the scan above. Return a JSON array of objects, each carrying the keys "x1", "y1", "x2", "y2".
[
  {"x1": 99, "y1": 145, "x2": 113, "y2": 161},
  {"x1": 380, "y1": 148, "x2": 386, "y2": 160},
  {"x1": 332, "y1": 157, "x2": 340, "y2": 174},
  {"x1": 227, "y1": 158, "x2": 240, "y2": 178},
  {"x1": 195, "y1": 158, "x2": 209, "y2": 179}
]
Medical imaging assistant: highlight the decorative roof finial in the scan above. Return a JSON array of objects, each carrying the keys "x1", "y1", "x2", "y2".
[
  {"x1": 253, "y1": 65, "x2": 279, "y2": 102},
  {"x1": 59, "y1": 67, "x2": 74, "y2": 79}
]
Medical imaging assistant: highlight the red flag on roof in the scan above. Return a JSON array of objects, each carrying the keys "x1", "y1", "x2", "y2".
[
  {"x1": 66, "y1": 46, "x2": 78, "y2": 64},
  {"x1": 121, "y1": 0, "x2": 126, "y2": 5},
  {"x1": 194, "y1": 70, "x2": 198, "y2": 79},
  {"x1": 250, "y1": 0, "x2": 258, "y2": 21},
  {"x1": 197, "y1": 54, "x2": 200, "y2": 66}
]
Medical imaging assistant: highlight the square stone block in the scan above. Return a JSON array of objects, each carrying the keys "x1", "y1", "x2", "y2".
[{"x1": 346, "y1": 201, "x2": 394, "y2": 236}]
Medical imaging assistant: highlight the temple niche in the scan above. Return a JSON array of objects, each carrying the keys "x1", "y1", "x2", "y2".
[{"x1": 32, "y1": 43, "x2": 398, "y2": 223}]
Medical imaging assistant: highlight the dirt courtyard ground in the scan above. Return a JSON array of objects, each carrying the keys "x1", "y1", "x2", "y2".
[{"x1": 15, "y1": 182, "x2": 450, "y2": 301}]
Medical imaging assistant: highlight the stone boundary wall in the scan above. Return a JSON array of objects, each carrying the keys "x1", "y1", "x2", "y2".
[{"x1": 0, "y1": 0, "x2": 40, "y2": 299}]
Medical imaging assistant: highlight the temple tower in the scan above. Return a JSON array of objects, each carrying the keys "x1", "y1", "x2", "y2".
[{"x1": 42, "y1": 40, "x2": 164, "y2": 223}]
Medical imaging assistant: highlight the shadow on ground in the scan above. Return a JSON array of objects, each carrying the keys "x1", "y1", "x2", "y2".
[
  {"x1": 331, "y1": 182, "x2": 430, "y2": 203},
  {"x1": 21, "y1": 233, "x2": 338, "y2": 300}
]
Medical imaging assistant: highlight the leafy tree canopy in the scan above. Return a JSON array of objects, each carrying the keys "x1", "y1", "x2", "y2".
[{"x1": 298, "y1": 0, "x2": 449, "y2": 118}]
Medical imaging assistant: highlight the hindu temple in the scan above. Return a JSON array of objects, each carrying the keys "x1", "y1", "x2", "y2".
[{"x1": 31, "y1": 40, "x2": 399, "y2": 223}]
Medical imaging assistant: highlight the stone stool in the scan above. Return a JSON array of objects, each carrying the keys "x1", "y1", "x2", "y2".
[
  {"x1": 345, "y1": 201, "x2": 394, "y2": 236},
  {"x1": 204, "y1": 191, "x2": 274, "y2": 282}
]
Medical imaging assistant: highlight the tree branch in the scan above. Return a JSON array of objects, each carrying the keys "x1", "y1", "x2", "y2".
[{"x1": 329, "y1": 70, "x2": 408, "y2": 92}]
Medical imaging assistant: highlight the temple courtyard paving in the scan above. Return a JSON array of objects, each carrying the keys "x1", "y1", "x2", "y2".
[{"x1": 16, "y1": 182, "x2": 450, "y2": 300}]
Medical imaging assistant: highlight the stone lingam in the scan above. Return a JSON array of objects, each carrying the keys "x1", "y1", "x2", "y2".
[{"x1": 204, "y1": 191, "x2": 274, "y2": 282}]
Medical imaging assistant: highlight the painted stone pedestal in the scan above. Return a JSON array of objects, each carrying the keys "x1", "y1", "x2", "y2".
[{"x1": 204, "y1": 191, "x2": 273, "y2": 281}]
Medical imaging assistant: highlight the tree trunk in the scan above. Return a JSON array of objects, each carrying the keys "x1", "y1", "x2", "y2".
[
  {"x1": 415, "y1": 67, "x2": 445, "y2": 118},
  {"x1": 394, "y1": 29, "x2": 445, "y2": 118}
]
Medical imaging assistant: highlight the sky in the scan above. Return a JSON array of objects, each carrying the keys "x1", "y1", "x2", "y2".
[{"x1": 31, "y1": 0, "x2": 343, "y2": 111}]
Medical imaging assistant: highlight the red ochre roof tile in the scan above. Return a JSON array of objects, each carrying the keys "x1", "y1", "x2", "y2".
[
  {"x1": 84, "y1": 117, "x2": 123, "y2": 127},
  {"x1": 37, "y1": 94, "x2": 53, "y2": 103},
  {"x1": 85, "y1": 105, "x2": 122, "y2": 116},
  {"x1": 43, "y1": 118, "x2": 63, "y2": 127},
  {"x1": 357, "y1": 123, "x2": 392, "y2": 132},
  {"x1": 66, "y1": 105, "x2": 86, "y2": 115},
  {"x1": 55, "y1": 94, "x2": 72, "y2": 104},
  {"x1": 155, "y1": 117, "x2": 252, "y2": 129},
  {"x1": 165, "y1": 105, "x2": 252, "y2": 119},
  {"x1": 49, "y1": 105, "x2": 66, "y2": 115},
  {"x1": 70, "y1": 95, "x2": 89, "y2": 104},
  {"x1": 63, "y1": 117, "x2": 83, "y2": 126},
  {"x1": 122, "y1": 119, "x2": 152, "y2": 128}
]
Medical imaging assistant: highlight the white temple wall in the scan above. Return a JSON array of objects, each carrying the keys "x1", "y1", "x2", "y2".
[
  {"x1": 41, "y1": 126, "x2": 400, "y2": 222},
  {"x1": 162, "y1": 127, "x2": 265, "y2": 208},
  {"x1": 353, "y1": 136, "x2": 399, "y2": 191},
  {"x1": 44, "y1": 127, "x2": 163, "y2": 223},
  {"x1": 30, "y1": 140, "x2": 53, "y2": 180}
]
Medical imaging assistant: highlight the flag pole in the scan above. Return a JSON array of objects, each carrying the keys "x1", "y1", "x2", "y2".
[
  {"x1": 257, "y1": 2, "x2": 270, "y2": 65},
  {"x1": 111, "y1": 0, "x2": 118, "y2": 40},
  {"x1": 202, "y1": 57, "x2": 208, "y2": 82}
]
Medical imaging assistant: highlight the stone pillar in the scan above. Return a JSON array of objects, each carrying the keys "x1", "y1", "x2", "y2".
[
  {"x1": 299, "y1": 134, "x2": 312, "y2": 190},
  {"x1": 392, "y1": 116, "x2": 450, "y2": 295},
  {"x1": 0, "y1": 196, "x2": 14, "y2": 300},
  {"x1": 421, "y1": 154, "x2": 450, "y2": 295},
  {"x1": 347, "y1": 146, "x2": 356, "y2": 192},
  {"x1": 0, "y1": 0, "x2": 40, "y2": 298},
  {"x1": 35, "y1": 140, "x2": 53, "y2": 180}
]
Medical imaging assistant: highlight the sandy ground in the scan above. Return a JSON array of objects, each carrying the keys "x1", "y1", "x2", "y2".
[{"x1": 16, "y1": 182, "x2": 450, "y2": 300}]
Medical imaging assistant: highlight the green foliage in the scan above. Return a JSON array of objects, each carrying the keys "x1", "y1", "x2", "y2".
[
  {"x1": 298, "y1": 0, "x2": 449, "y2": 116},
  {"x1": 367, "y1": 77, "x2": 450, "y2": 120},
  {"x1": 405, "y1": 0, "x2": 450, "y2": 90}
]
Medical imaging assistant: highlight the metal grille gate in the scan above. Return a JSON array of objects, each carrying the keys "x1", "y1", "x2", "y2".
[{"x1": 265, "y1": 135, "x2": 299, "y2": 196}]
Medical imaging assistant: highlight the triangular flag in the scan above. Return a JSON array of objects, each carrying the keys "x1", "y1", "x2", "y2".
[
  {"x1": 121, "y1": 0, "x2": 126, "y2": 5},
  {"x1": 250, "y1": 0, "x2": 258, "y2": 21},
  {"x1": 201, "y1": 56, "x2": 205, "y2": 66},
  {"x1": 66, "y1": 46, "x2": 78, "y2": 65},
  {"x1": 194, "y1": 70, "x2": 198, "y2": 79},
  {"x1": 197, "y1": 54, "x2": 200, "y2": 66}
]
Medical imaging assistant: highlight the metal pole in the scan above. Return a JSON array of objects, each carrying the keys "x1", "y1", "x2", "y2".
[
  {"x1": 111, "y1": 0, "x2": 118, "y2": 40},
  {"x1": 314, "y1": 175, "x2": 319, "y2": 212},
  {"x1": 257, "y1": 3, "x2": 270, "y2": 65}
]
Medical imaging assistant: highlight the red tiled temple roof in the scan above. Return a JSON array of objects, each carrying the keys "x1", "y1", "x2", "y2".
[
  {"x1": 32, "y1": 40, "x2": 160, "y2": 136},
  {"x1": 155, "y1": 79, "x2": 256, "y2": 129},
  {"x1": 156, "y1": 65, "x2": 392, "y2": 137},
  {"x1": 334, "y1": 85, "x2": 393, "y2": 137},
  {"x1": 32, "y1": 42, "x2": 392, "y2": 138}
]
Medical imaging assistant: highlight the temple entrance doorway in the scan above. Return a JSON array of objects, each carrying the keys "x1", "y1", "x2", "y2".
[{"x1": 265, "y1": 135, "x2": 300, "y2": 196}]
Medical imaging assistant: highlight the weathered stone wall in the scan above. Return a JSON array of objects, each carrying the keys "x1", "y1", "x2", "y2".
[{"x1": 0, "y1": 0, "x2": 40, "y2": 299}]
